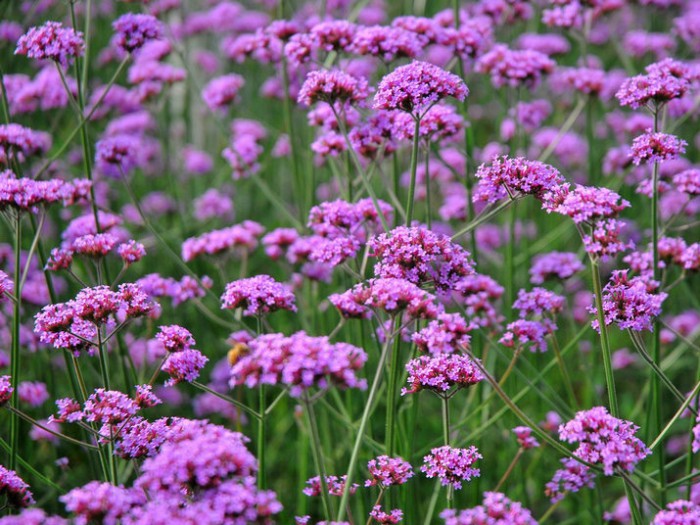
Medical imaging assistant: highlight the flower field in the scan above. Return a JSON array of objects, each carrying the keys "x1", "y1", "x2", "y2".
[{"x1": 1, "y1": 0, "x2": 700, "y2": 523}]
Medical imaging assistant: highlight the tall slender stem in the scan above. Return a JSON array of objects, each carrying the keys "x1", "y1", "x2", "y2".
[
  {"x1": 590, "y1": 259, "x2": 619, "y2": 415},
  {"x1": 494, "y1": 448, "x2": 523, "y2": 492},
  {"x1": 405, "y1": 117, "x2": 421, "y2": 225},
  {"x1": 385, "y1": 328, "x2": 402, "y2": 458},
  {"x1": 304, "y1": 395, "x2": 334, "y2": 521},
  {"x1": 442, "y1": 396, "x2": 454, "y2": 509},
  {"x1": 256, "y1": 316, "x2": 267, "y2": 490},
  {"x1": 649, "y1": 106, "x2": 667, "y2": 504},
  {"x1": 9, "y1": 214, "x2": 21, "y2": 471},
  {"x1": 337, "y1": 321, "x2": 395, "y2": 521}
]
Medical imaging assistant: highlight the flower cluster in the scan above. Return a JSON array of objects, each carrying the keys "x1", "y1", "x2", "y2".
[
  {"x1": 544, "y1": 458, "x2": 596, "y2": 503},
  {"x1": 513, "y1": 426, "x2": 540, "y2": 449},
  {"x1": 402, "y1": 354, "x2": 483, "y2": 396},
  {"x1": 630, "y1": 131, "x2": 687, "y2": 165},
  {"x1": 0, "y1": 465, "x2": 34, "y2": 509},
  {"x1": 15, "y1": 22, "x2": 84, "y2": 66},
  {"x1": 181, "y1": 220, "x2": 263, "y2": 261},
  {"x1": 476, "y1": 44, "x2": 555, "y2": 89},
  {"x1": 365, "y1": 456, "x2": 414, "y2": 488},
  {"x1": 220, "y1": 274, "x2": 297, "y2": 317},
  {"x1": 112, "y1": 13, "x2": 163, "y2": 53},
  {"x1": 412, "y1": 313, "x2": 472, "y2": 354},
  {"x1": 229, "y1": 331, "x2": 367, "y2": 397},
  {"x1": 559, "y1": 406, "x2": 651, "y2": 475},
  {"x1": 440, "y1": 492, "x2": 537, "y2": 524},
  {"x1": 473, "y1": 156, "x2": 564, "y2": 204},
  {"x1": 420, "y1": 445, "x2": 482, "y2": 489}
]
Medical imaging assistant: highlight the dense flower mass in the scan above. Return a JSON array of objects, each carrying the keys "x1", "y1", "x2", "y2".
[
  {"x1": 220, "y1": 274, "x2": 297, "y2": 316},
  {"x1": 229, "y1": 331, "x2": 367, "y2": 397},
  {"x1": 15, "y1": 22, "x2": 84, "y2": 66},
  {"x1": 373, "y1": 61, "x2": 468, "y2": 115},
  {"x1": 421, "y1": 446, "x2": 482, "y2": 489},
  {"x1": 440, "y1": 492, "x2": 537, "y2": 524},
  {"x1": 3, "y1": 1, "x2": 700, "y2": 523},
  {"x1": 559, "y1": 406, "x2": 651, "y2": 475}
]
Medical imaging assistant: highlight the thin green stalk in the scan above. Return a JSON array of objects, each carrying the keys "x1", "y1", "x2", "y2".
[
  {"x1": 590, "y1": 259, "x2": 619, "y2": 415},
  {"x1": 451, "y1": 198, "x2": 514, "y2": 240},
  {"x1": 650, "y1": 106, "x2": 666, "y2": 504},
  {"x1": 9, "y1": 213, "x2": 21, "y2": 471},
  {"x1": 504, "y1": 203, "x2": 516, "y2": 320},
  {"x1": 191, "y1": 381, "x2": 260, "y2": 420},
  {"x1": 405, "y1": 117, "x2": 421, "y2": 225},
  {"x1": 304, "y1": 395, "x2": 335, "y2": 521},
  {"x1": 256, "y1": 315, "x2": 267, "y2": 490},
  {"x1": 494, "y1": 448, "x2": 523, "y2": 493},
  {"x1": 442, "y1": 396, "x2": 454, "y2": 509},
  {"x1": 425, "y1": 145, "x2": 432, "y2": 229},
  {"x1": 336, "y1": 322, "x2": 395, "y2": 522},
  {"x1": 586, "y1": 95, "x2": 597, "y2": 184},
  {"x1": 385, "y1": 330, "x2": 402, "y2": 458},
  {"x1": 649, "y1": 378, "x2": 700, "y2": 451}
]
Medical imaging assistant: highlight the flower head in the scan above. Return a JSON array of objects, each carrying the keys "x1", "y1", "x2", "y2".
[
  {"x1": 15, "y1": 22, "x2": 84, "y2": 66},
  {"x1": 440, "y1": 492, "x2": 537, "y2": 524},
  {"x1": 402, "y1": 354, "x2": 483, "y2": 395},
  {"x1": 221, "y1": 274, "x2": 296, "y2": 316},
  {"x1": 373, "y1": 61, "x2": 467, "y2": 116},
  {"x1": 545, "y1": 458, "x2": 596, "y2": 503},
  {"x1": 297, "y1": 70, "x2": 369, "y2": 107},
  {"x1": 630, "y1": 131, "x2": 686, "y2": 165},
  {"x1": 113, "y1": 13, "x2": 163, "y2": 53},
  {"x1": 365, "y1": 456, "x2": 414, "y2": 488},
  {"x1": 0, "y1": 465, "x2": 34, "y2": 509},
  {"x1": 421, "y1": 445, "x2": 481, "y2": 489}
]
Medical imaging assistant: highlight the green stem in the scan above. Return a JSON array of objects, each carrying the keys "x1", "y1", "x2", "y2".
[
  {"x1": 405, "y1": 117, "x2": 421, "y2": 226},
  {"x1": 442, "y1": 396, "x2": 454, "y2": 509},
  {"x1": 504, "y1": 202, "x2": 516, "y2": 320},
  {"x1": 304, "y1": 395, "x2": 335, "y2": 521},
  {"x1": 590, "y1": 259, "x2": 619, "y2": 415},
  {"x1": 385, "y1": 329, "x2": 402, "y2": 458},
  {"x1": 9, "y1": 213, "x2": 21, "y2": 471},
  {"x1": 425, "y1": 144, "x2": 432, "y2": 229},
  {"x1": 336, "y1": 322, "x2": 395, "y2": 521},
  {"x1": 494, "y1": 448, "x2": 523, "y2": 492},
  {"x1": 650, "y1": 106, "x2": 666, "y2": 504}
]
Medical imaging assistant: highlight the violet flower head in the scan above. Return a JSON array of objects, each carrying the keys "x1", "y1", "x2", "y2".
[
  {"x1": 402, "y1": 354, "x2": 483, "y2": 395},
  {"x1": 582, "y1": 219, "x2": 633, "y2": 259},
  {"x1": 303, "y1": 475, "x2": 358, "y2": 497},
  {"x1": 329, "y1": 278, "x2": 441, "y2": 320},
  {"x1": 0, "y1": 125, "x2": 52, "y2": 166},
  {"x1": 369, "y1": 226, "x2": 475, "y2": 291},
  {"x1": 589, "y1": 269, "x2": 667, "y2": 332},
  {"x1": 412, "y1": 312, "x2": 471, "y2": 355},
  {"x1": 229, "y1": 331, "x2": 367, "y2": 397},
  {"x1": 541, "y1": 184, "x2": 630, "y2": 224},
  {"x1": 181, "y1": 220, "x2": 263, "y2": 261},
  {"x1": 500, "y1": 319, "x2": 551, "y2": 352},
  {"x1": 155, "y1": 324, "x2": 195, "y2": 352},
  {"x1": 15, "y1": 22, "x2": 84, "y2": 67},
  {"x1": 161, "y1": 348, "x2": 208, "y2": 386},
  {"x1": 0, "y1": 465, "x2": 34, "y2": 509},
  {"x1": 348, "y1": 25, "x2": 423, "y2": 61},
  {"x1": 476, "y1": 44, "x2": 555, "y2": 89},
  {"x1": 616, "y1": 58, "x2": 691, "y2": 109},
  {"x1": 202, "y1": 73, "x2": 245, "y2": 111},
  {"x1": 365, "y1": 455, "x2": 414, "y2": 488},
  {"x1": 651, "y1": 500, "x2": 700, "y2": 524},
  {"x1": 117, "y1": 240, "x2": 146, "y2": 265},
  {"x1": 72, "y1": 233, "x2": 117, "y2": 258},
  {"x1": 559, "y1": 406, "x2": 651, "y2": 475},
  {"x1": 530, "y1": 251, "x2": 585, "y2": 284},
  {"x1": 440, "y1": 492, "x2": 537, "y2": 524},
  {"x1": 630, "y1": 131, "x2": 686, "y2": 165},
  {"x1": 83, "y1": 388, "x2": 139, "y2": 425},
  {"x1": 545, "y1": 458, "x2": 596, "y2": 503},
  {"x1": 112, "y1": 13, "x2": 163, "y2": 53},
  {"x1": 221, "y1": 274, "x2": 296, "y2": 316},
  {"x1": 421, "y1": 445, "x2": 482, "y2": 489},
  {"x1": 513, "y1": 426, "x2": 540, "y2": 449},
  {"x1": 513, "y1": 287, "x2": 565, "y2": 318},
  {"x1": 0, "y1": 375, "x2": 13, "y2": 406},
  {"x1": 369, "y1": 506, "x2": 404, "y2": 524},
  {"x1": 373, "y1": 61, "x2": 468, "y2": 116},
  {"x1": 297, "y1": 70, "x2": 369, "y2": 107},
  {"x1": 473, "y1": 156, "x2": 564, "y2": 204},
  {"x1": 61, "y1": 481, "x2": 138, "y2": 524},
  {"x1": 673, "y1": 169, "x2": 700, "y2": 195},
  {"x1": 95, "y1": 135, "x2": 139, "y2": 178},
  {"x1": 0, "y1": 271, "x2": 13, "y2": 301}
]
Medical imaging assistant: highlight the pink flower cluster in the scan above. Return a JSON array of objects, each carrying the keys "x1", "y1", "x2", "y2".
[
  {"x1": 440, "y1": 492, "x2": 537, "y2": 524},
  {"x1": 220, "y1": 274, "x2": 296, "y2": 317},
  {"x1": 420, "y1": 445, "x2": 482, "y2": 489},
  {"x1": 402, "y1": 354, "x2": 483, "y2": 396}
]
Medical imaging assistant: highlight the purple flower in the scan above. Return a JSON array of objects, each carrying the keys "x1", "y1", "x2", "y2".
[
  {"x1": 303, "y1": 475, "x2": 358, "y2": 497},
  {"x1": 229, "y1": 331, "x2": 367, "y2": 397},
  {"x1": 0, "y1": 375, "x2": 13, "y2": 406},
  {"x1": 412, "y1": 313, "x2": 471, "y2": 354},
  {"x1": 112, "y1": 417, "x2": 168, "y2": 459},
  {"x1": 181, "y1": 221, "x2": 263, "y2": 261},
  {"x1": 297, "y1": 70, "x2": 369, "y2": 107},
  {"x1": 112, "y1": 13, "x2": 163, "y2": 53},
  {"x1": 15, "y1": 22, "x2": 84, "y2": 67},
  {"x1": 530, "y1": 251, "x2": 585, "y2": 284},
  {"x1": 402, "y1": 354, "x2": 483, "y2": 395},
  {"x1": 545, "y1": 458, "x2": 596, "y2": 503},
  {"x1": 513, "y1": 426, "x2": 540, "y2": 449},
  {"x1": 17, "y1": 381, "x2": 49, "y2": 407},
  {"x1": 513, "y1": 287, "x2": 565, "y2": 318},
  {"x1": 221, "y1": 274, "x2": 296, "y2": 316},
  {"x1": 421, "y1": 445, "x2": 482, "y2": 489},
  {"x1": 630, "y1": 131, "x2": 687, "y2": 165},
  {"x1": 95, "y1": 135, "x2": 139, "y2": 177},
  {"x1": 369, "y1": 226, "x2": 475, "y2": 291},
  {"x1": 0, "y1": 125, "x2": 52, "y2": 166},
  {"x1": 365, "y1": 455, "x2": 414, "y2": 488},
  {"x1": 652, "y1": 500, "x2": 700, "y2": 524},
  {"x1": 83, "y1": 388, "x2": 139, "y2": 425},
  {"x1": 117, "y1": 240, "x2": 146, "y2": 265},
  {"x1": 72, "y1": 233, "x2": 118, "y2": 258},
  {"x1": 61, "y1": 481, "x2": 140, "y2": 524},
  {"x1": 476, "y1": 44, "x2": 555, "y2": 89},
  {"x1": 373, "y1": 61, "x2": 468, "y2": 116},
  {"x1": 500, "y1": 319, "x2": 551, "y2": 352},
  {"x1": 542, "y1": 184, "x2": 630, "y2": 223},
  {"x1": 155, "y1": 324, "x2": 195, "y2": 352},
  {"x1": 348, "y1": 25, "x2": 423, "y2": 61},
  {"x1": 616, "y1": 58, "x2": 691, "y2": 109},
  {"x1": 559, "y1": 406, "x2": 651, "y2": 475},
  {"x1": 329, "y1": 278, "x2": 441, "y2": 320},
  {"x1": 473, "y1": 156, "x2": 564, "y2": 204},
  {"x1": 369, "y1": 506, "x2": 404, "y2": 524},
  {"x1": 582, "y1": 219, "x2": 633, "y2": 259},
  {"x1": 589, "y1": 270, "x2": 667, "y2": 332},
  {"x1": 0, "y1": 465, "x2": 34, "y2": 509},
  {"x1": 441, "y1": 492, "x2": 537, "y2": 524},
  {"x1": 673, "y1": 169, "x2": 700, "y2": 195},
  {"x1": 161, "y1": 348, "x2": 208, "y2": 386},
  {"x1": 202, "y1": 73, "x2": 245, "y2": 110}
]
